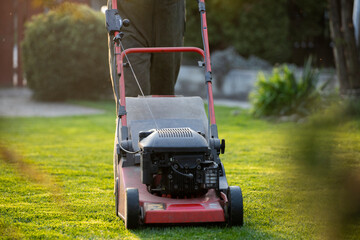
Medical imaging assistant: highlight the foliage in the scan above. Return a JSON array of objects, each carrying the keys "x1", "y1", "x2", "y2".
[
  {"x1": 289, "y1": 103, "x2": 360, "y2": 238},
  {"x1": 22, "y1": 3, "x2": 111, "y2": 101},
  {"x1": 185, "y1": 0, "x2": 330, "y2": 64},
  {"x1": 343, "y1": 99, "x2": 360, "y2": 118},
  {"x1": 250, "y1": 57, "x2": 321, "y2": 118},
  {"x1": 186, "y1": 0, "x2": 290, "y2": 63},
  {"x1": 0, "y1": 102, "x2": 359, "y2": 239},
  {"x1": 288, "y1": 0, "x2": 329, "y2": 41},
  {"x1": 31, "y1": 0, "x2": 57, "y2": 8}
]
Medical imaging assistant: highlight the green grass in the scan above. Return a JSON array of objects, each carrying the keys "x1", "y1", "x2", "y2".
[{"x1": 0, "y1": 101, "x2": 359, "y2": 239}]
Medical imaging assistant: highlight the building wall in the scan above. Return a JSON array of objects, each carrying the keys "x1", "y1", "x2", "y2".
[
  {"x1": 0, "y1": 0, "x2": 42, "y2": 86},
  {"x1": 0, "y1": 0, "x2": 102, "y2": 87},
  {"x1": 0, "y1": 0, "x2": 16, "y2": 86}
]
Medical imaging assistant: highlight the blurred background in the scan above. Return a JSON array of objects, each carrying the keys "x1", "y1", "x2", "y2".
[
  {"x1": 0, "y1": 1, "x2": 359, "y2": 239},
  {"x1": 0, "y1": 0, "x2": 343, "y2": 100}
]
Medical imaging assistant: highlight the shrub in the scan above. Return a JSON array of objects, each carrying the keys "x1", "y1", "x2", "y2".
[
  {"x1": 250, "y1": 58, "x2": 320, "y2": 118},
  {"x1": 22, "y1": 3, "x2": 110, "y2": 101}
]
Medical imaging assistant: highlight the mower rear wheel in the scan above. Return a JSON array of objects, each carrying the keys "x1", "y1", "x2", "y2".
[
  {"x1": 125, "y1": 188, "x2": 140, "y2": 229},
  {"x1": 227, "y1": 186, "x2": 244, "y2": 226}
]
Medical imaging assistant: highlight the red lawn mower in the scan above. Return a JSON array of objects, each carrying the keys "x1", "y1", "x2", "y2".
[{"x1": 106, "y1": 0, "x2": 243, "y2": 229}]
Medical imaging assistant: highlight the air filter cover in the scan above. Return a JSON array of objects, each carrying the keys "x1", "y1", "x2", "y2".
[{"x1": 138, "y1": 128, "x2": 208, "y2": 153}]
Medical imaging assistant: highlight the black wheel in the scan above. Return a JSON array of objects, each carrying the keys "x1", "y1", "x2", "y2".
[
  {"x1": 227, "y1": 186, "x2": 244, "y2": 226},
  {"x1": 125, "y1": 188, "x2": 140, "y2": 229},
  {"x1": 115, "y1": 177, "x2": 119, "y2": 216}
]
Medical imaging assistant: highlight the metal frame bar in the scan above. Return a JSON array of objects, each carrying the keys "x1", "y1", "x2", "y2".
[{"x1": 118, "y1": 47, "x2": 205, "y2": 127}]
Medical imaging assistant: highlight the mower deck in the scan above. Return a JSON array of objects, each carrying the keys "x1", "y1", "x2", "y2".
[{"x1": 117, "y1": 165, "x2": 226, "y2": 224}]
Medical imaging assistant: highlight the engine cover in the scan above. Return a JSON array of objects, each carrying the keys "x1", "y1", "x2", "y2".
[{"x1": 139, "y1": 128, "x2": 220, "y2": 197}]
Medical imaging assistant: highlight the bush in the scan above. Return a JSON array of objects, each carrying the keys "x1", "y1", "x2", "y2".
[
  {"x1": 22, "y1": 3, "x2": 110, "y2": 101},
  {"x1": 250, "y1": 58, "x2": 321, "y2": 118}
]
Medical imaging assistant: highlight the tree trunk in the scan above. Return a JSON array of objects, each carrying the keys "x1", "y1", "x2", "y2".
[
  {"x1": 355, "y1": 0, "x2": 360, "y2": 47},
  {"x1": 341, "y1": 0, "x2": 360, "y2": 89},
  {"x1": 329, "y1": 0, "x2": 348, "y2": 90},
  {"x1": 328, "y1": 0, "x2": 360, "y2": 96}
]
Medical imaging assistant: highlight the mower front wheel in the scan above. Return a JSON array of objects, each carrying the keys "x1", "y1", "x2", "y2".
[
  {"x1": 227, "y1": 186, "x2": 244, "y2": 226},
  {"x1": 125, "y1": 188, "x2": 140, "y2": 229}
]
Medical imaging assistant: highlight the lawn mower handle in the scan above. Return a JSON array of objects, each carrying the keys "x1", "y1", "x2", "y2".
[
  {"x1": 110, "y1": 0, "x2": 218, "y2": 137},
  {"x1": 117, "y1": 47, "x2": 216, "y2": 127}
]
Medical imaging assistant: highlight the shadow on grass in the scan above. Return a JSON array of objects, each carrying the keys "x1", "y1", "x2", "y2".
[
  {"x1": 0, "y1": 145, "x2": 74, "y2": 239},
  {"x1": 0, "y1": 146, "x2": 65, "y2": 204}
]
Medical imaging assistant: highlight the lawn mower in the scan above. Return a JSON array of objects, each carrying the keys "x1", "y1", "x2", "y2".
[{"x1": 106, "y1": 0, "x2": 243, "y2": 229}]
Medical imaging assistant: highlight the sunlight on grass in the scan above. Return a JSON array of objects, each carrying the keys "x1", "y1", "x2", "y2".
[{"x1": 0, "y1": 101, "x2": 359, "y2": 239}]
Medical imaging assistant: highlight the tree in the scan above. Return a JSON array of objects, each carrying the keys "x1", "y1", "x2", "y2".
[
  {"x1": 328, "y1": 0, "x2": 360, "y2": 96},
  {"x1": 185, "y1": 0, "x2": 291, "y2": 63}
]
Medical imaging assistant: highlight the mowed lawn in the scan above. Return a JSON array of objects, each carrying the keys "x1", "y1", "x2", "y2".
[{"x1": 0, "y1": 101, "x2": 359, "y2": 239}]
